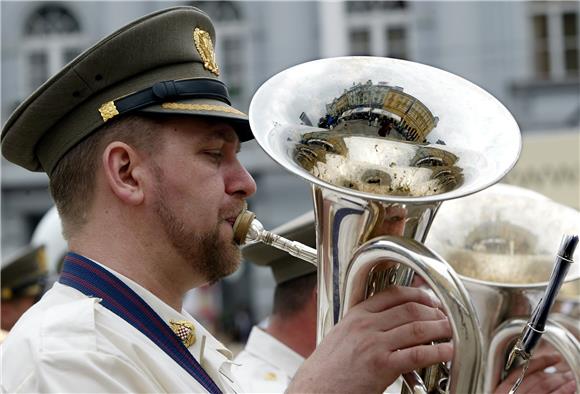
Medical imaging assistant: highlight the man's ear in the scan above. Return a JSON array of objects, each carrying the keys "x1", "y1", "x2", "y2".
[{"x1": 102, "y1": 141, "x2": 146, "y2": 205}]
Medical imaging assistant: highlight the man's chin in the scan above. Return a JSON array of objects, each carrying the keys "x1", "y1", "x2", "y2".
[
  {"x1": 205, "y1": 241, "x2": 242, "y2": 284},
  {"x1": 205, "y1": 263, "x2": 240, "y2": 286}
]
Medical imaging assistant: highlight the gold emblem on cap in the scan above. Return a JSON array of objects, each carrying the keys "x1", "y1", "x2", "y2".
[
  {"x1": 169, "y1": 320, "x2": 196, "y2": 348},
  {"x1": 193, "y1": 27, "x2": 220, "y2": 76},
  {"x1": 98, "y1": 101, "x2": 119, "y2": 122},
  {"x1": 1, "y1": 288, "x2": 13, "y2": 301}
]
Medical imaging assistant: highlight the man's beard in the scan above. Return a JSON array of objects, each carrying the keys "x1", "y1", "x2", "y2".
[{"x1": 152, "y1": 175, "x2": 241, "y2": 285}]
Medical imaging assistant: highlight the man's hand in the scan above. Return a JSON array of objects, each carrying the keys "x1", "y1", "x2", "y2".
[
  {"x1": 494, "y1": 353, "x2": 576, "y2": 394},
  {"x1": 288, "y1": 286, "x2": 452, "y2": 393}
]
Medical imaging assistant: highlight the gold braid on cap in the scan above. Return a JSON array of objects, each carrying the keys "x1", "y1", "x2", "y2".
[{"x1": 161, "y1": 102, "x2": 246, "y2": 116}]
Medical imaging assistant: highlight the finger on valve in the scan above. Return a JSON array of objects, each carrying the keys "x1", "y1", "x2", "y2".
[
  {"x1": 493, "y1": 353, "x2": 576, "y2": 394},
  {"x1": 287, "y1": 286, "x2": 454, "y2": 393}
]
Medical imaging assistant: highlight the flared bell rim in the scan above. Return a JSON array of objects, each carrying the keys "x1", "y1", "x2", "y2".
[
  {"x1": 427, "y1": 183, "x2": 580, "y2": 288},
  {"x1": 447, "y1": 251, "x2": 580, "y2": 289},
  {"x1": 249, "y1": 56, "x2": 522, "y2": 204}
]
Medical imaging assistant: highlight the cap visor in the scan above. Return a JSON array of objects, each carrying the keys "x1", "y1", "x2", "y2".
[{"x1": 140, "y1": 98, "x2": 253, "y2": 142}]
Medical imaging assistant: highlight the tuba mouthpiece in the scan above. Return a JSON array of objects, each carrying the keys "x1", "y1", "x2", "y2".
[
  {"x1": 233, "y1": 209, "x2": 257, "y2": 246},
  {"x1": 233, "y1": 208, "x2": 317, "y2": 266}
]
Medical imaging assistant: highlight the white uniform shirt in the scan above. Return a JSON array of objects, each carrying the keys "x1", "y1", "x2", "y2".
[
  {"x1": 232, "y1": 326, "x2": 404, "y2": 394},
  {"x1": 0, "y1": 261, "x2": 241, "y2": 393},
  {"x1": 233, "y1": 326, "x2": 303, "y2": 393}
]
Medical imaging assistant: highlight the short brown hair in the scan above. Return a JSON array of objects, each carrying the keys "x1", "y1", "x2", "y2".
[
  {"x1": 272, "y1": 273, "x2": 317, "y2": 317},
  {"x1": 49, "y1": 114, "x2": 163, "y2": 238}
]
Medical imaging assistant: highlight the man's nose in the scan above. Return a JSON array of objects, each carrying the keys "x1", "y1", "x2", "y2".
[{"x1": 226, "y1": 161, "x2": 257, "y2": 198}]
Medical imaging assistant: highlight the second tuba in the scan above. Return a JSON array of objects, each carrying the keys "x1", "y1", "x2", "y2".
[{"x1": 426, "y1": 183, "x2": 580, "y2": 392}]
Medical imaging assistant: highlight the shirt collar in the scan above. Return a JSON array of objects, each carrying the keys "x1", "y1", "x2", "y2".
[
  {"x1": 88, "y1": 259, "x2": 233, "y2": 363},
  {"x1": 243, "y1": 326, "x2": 305, "y2": 379}
]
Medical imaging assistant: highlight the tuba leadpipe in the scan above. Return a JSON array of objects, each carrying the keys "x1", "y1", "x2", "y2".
[
  {"x1": 233, "y1": 209, "x2": 317, "y2": 266},
  {"x1": 246, "y1": 57, "x2": 522, "y2": 393}
]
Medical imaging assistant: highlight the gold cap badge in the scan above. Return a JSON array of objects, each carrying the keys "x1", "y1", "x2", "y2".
[
  {"x1": 1, "y1": 288, "x2": 13, "y2": 301},
  {"x1": 193, "y1": 27, "x2": 220, "y2": 76},
  {"x1": 98, "y1": 101, "x2": 119, "y2": 122},
  {"x1": 169, "y1": 320, "x2": 196, "y2": 348}
]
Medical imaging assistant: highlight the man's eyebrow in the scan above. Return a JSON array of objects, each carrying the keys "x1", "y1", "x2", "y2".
[{"x1": 201, "y1": 128, "x2": 241, "y2": 152}]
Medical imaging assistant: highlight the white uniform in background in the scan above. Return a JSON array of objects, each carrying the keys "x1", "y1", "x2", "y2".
[
  {"x1": 1, "y1": 260, "x2": 241, "y2": 393},
  {"x1": 233, "y1": 326, "x2": 303, "y2": 393},
  {"x1": 233, "y1": 326, "x2": 404, "y2": 393}
]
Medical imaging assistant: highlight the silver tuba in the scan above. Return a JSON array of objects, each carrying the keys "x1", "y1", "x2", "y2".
[
  {"x1": 425, "y1": 183, "x2": 580, "y2": 392},
  {"x1": 243, "y1": 57, "x2": 522, "y2": 393}
]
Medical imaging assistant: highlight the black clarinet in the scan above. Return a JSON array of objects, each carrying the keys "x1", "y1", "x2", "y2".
[{"x1": 505, "y1": 234, "x2": 578, "y2": 394}]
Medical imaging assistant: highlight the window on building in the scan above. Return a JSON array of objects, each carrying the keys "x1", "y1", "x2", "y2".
[
  {"x1": 191, "y1": 1, "x2": 241, "y2": 22},
  {"x1": 22, "y1": 5, "x2": 85, "y2": 94},
  {"x1": 222, "y1": 37, "x2": 244, "y2": 97},
  {"x1": 28, "y1": 52, "x2": 49, "y2": 90},
  {"x1": 563, "y1": 12, "x2": 579, "y2": 76},
  {"x1": 386, "y1": 27, "x2": 407, "y2": 60},
  {"x1": 350, "y1": 29, "x2": 371, "y2": 56},
  {"x1": 345, "y1": 1, "x2": 410, "y2": 58},
  {"x1": 346, "y1": 1, "x2": 406, "y2": 14},
  {"x1": 531, "y1": 2, "x2": 579, "y2": 80},
  {"x1": 533, "y1": 14, "x2": 550, "y2": 78},
  {"x1": 25, "y1": 5, "x2": 80, "y2": 34}
]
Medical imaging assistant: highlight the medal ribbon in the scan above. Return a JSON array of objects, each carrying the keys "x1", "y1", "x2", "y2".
[{"x1": 59, "y1": 252, "x2": 222, "y2": 394}]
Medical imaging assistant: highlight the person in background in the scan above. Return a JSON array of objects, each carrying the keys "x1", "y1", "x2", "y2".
[
  {"x1": 1, "y1": 245, "x2": 47, "y2": 335},
  {"x1": 232, "y1": 212, "x2": 318, "y2": 393},
  {"x1": 30, "y1": 206, "x2": 69, "y2": 279}
]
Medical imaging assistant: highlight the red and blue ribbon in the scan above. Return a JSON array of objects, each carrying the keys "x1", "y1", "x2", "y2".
[{"x1": 59, "y1": 252, "x2": 222, "y2": 394}]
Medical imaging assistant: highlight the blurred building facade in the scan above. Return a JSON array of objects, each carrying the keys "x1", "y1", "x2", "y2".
[{"x1": 2, "y1": 1, "x2": 579, "y2": 322}]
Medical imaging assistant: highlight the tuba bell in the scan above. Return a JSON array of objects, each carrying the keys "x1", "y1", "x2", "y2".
[
  {"x1": 425, "y1": 183, "x2": 580, "y2": 392},
  {"x1": 241, "y1": 57, "x2": 522, "y2": 393}
]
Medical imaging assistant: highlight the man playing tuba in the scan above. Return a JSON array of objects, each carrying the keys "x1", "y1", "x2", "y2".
[{"x1": 1, "y1": 6, "x2": 456, "y2": 393}]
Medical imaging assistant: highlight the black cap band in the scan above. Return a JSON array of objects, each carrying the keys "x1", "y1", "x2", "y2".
[{"x1": 100, "y1": 78, "x2": 231, "y2": 122}]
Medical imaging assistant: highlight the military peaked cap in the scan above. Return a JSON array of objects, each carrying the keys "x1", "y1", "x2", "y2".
[
  {"x1": 242, "y1": 211, "x2": 317, "y2": 285},
  {"x1": 1, "y1": 6, "x2": 252, "y2": 175},
  {"x1": 1, "y1": 245, "x2": 47, "y2": 301}
]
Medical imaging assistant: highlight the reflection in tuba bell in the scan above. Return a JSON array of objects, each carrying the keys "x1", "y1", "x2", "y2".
[
  {"x1": 425, "y1": 183, "x2": 580, "y2": 392},
  {"x1": 240, "y1": 57, "x2": 522, "y2": 393}
]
